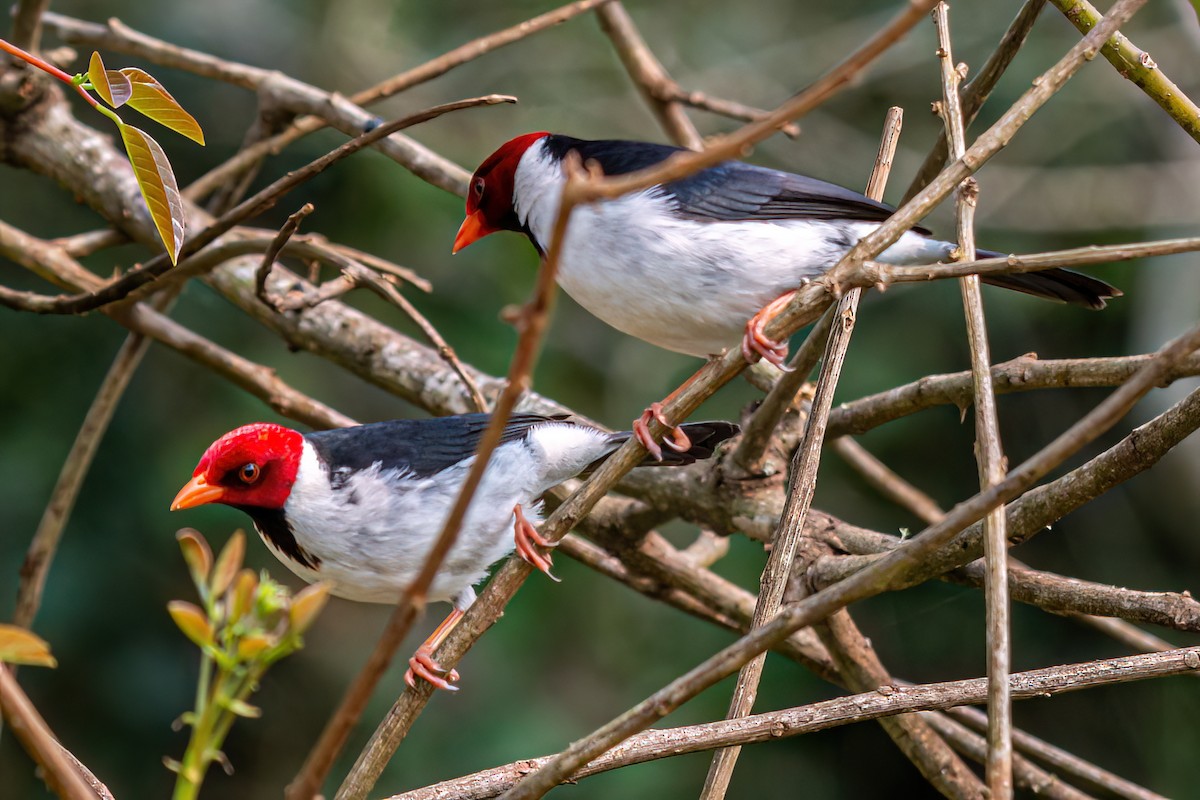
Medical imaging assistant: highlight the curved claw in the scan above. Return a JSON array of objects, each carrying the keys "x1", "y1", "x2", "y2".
[
  {"x1": 405, "y1": 650, "x2": 460, "y2": 692},
  {"x1": 633, "y1": 402, "x2": 692, "y2": 460},
  {"x1": 743, "y1": 292, "x2": 798, "y2": 370},
  {"x1": 514, "y1": 505, "x2": 560, "y2": 582},
  {"x1": 633, "y1": 410, "x2": 664, "y2": 461}
]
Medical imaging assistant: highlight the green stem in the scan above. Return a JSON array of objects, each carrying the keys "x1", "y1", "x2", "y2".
[
  {"x1": 172, "y1": 662, "x2": 228, "y2": 800},
  {"x1": 0, "y1": 37, "x2": 102, "y2": 110}
]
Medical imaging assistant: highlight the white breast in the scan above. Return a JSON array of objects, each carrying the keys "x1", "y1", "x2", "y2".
[
  {"x1": 513, "y1": 140, "x2": 949, "y2": 357},
  {"x1": 270, "y1": 426, "x2": 616, "y2": 606}
]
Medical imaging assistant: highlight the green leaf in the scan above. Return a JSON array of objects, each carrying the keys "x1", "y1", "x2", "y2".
[
  {"x1": 176, "y1": 528, "x2": 213, "y2": 590},
  {"x1": 87, "y1": 51, "x2": 132, "y2": 107},
  {"x1": 118, "y1": 122, "x2": 185, "y2": 264},
  {"x1": 168, "y1": 601, "x2": 214, "y2": 649},
  {"x1": 120, "y1": 67, "x2": 205, "y2": 145},
  {"x1": 210, "y1": 530, "x2": 246, "y2": 597},
  {"x1": 0, "y1": 624, "x2": 56, "y2": 668}
]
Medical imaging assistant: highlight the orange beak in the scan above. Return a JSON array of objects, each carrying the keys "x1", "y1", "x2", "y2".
[
  {"x1": 171, "y1": 474, "x2": 226, "y2": 511},
  {"x1": 452, "y1": 210, "x2": 492, "y2": 254}
]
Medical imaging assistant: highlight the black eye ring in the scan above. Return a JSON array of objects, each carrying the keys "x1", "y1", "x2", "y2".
[
  {"x1": 238, "y1": 463, "x2": 260, "y2": 484},
  {"x1": 473, "y1": 178, "x2": 485, "y2": 197}
]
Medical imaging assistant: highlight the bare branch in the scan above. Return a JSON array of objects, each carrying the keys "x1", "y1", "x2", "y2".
[
  {"x1": 700, "y1": 106, "x2": 904, "y2": 800},
  {"x1": 933, "y1": 4, "x2": 1011, "y2": 791},
  {"x1": 391, "y1": 647, "x2": 1200, "y2": 800},
  {"x1": 945, "y1": 707, "x2": 1171, "y2": 800},
  {"x1": 826, "y1": 350, "x2": 1200, "y2": 438},
  {"x1": 922, "y1": 714, "x2": 1095, "y2": 800},
  {"x1": 0, "y1": 664, "x2": 99, "y2": 800}
]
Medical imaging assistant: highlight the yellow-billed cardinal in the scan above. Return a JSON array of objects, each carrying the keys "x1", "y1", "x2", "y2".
[
  {"x1": 453, "y1": 133, "x2": 1120, "y2": 455},
  {"x1": 171, "y1": 413, "x2": 738, "y2": 689}
]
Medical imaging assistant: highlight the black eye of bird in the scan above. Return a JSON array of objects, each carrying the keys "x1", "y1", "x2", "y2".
[
  {"x1": 473, "y1": 178, "x2": 485, "y2": 197},
  {"x1": 238, "y1": 463, "x2": 260, "y2": 484}
]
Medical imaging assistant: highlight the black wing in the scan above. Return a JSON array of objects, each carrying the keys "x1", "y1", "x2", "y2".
[
  {"x1": 541, "y1": 135, "x2": 930, "y2": 234},
  {"x1": 304, "y1": 413, "x2": 569, "y2": 478}
]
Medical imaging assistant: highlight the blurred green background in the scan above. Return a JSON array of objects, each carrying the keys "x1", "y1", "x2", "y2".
[{"x1": 2, "y1": 0, "x2": 1199, "y2": 797}]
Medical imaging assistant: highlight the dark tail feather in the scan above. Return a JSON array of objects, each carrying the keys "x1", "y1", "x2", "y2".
[
  {"x1": 976, "y1": 248, "x2": 1120, "y2": 310},
  {"x1": 625, "y1": 420, "x2": 740, "y2": 467},
  {"x1": 581, "y1": 421, "x2": 739, "y2": 477}
]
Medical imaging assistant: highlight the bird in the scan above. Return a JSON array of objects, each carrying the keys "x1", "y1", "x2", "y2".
[
  {"x1": 453, "y1": 132, "x2": 1120, "y2": 456},
  {"x1": 171, "y1": 413, "x2": 739, "y2": 690}
]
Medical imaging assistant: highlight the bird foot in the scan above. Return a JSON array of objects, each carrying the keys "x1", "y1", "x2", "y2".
[
  {"x1": 742, "y1": 292, "x2": 797, "y2": 371},
  {"x1": 514, "y1": 504, "x2": 559, "y2": 582},
  {"x1": 405, "y1": 648, "x2": 460, "y2": 692},
  {"x1": 633, "y1": 402, "x2": 692, "y2": 461}
]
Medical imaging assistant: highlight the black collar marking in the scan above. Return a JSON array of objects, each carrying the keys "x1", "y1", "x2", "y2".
[{"x1": 237, "y1": 506, "x2": 321, "y2": 571}]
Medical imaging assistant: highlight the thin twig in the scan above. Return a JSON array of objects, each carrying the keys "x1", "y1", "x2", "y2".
[
  {"x1": 14, "y1": 285, "x2": 180, "y2": 630},
  {"x1": 303, "y1": 155, "x2": 589, "y2": 800},
  {"x1": 0, "y1": 664, "x2": 98, "y2": 800},
  {"x1": 933, "y1": 5, "x2": 1011, "y2": 793},
  {"x1": 391, "y1": 647, "x2": 1200, "y2": 799},
  {"x1": 119, "y1": 0, "x2": 607, "y2": 201},
  {"x1": 663, "y1": 86, "x2": 801, "y2": 138},
  {"x1": 923, "y1": 714, "x2": 1095, "y2": 800},
  {"x1": 903, "y1": 0, "x2": 1046, "y2": 202},
  {"x1": 829, "y1": 437, "x2": 945, "y2": 524},
  {"x1": 876, "y1": 234, "x2": 1200, "y2": 284},
  {"x1": 945, "y1": 706, "x2": 1171, "y2": 800},
  {"x1": 699, "y1": 106, "x2": 904, "y2": 800},
  {"x1": 596, "y1": 1, "x2": 702, "y2": 149},
  {"x1": 39, "y1": 11, "x2": 473, "y2": 194},
  {"x1": 822, "y1": 618, "x2": 988, "y2": 798},
  {"x1": 255, "y1": 203, "x2": 315, "y2": 312},
  {"x1": 827, "y1": 349, "x2": 1200, "y2": 438},
  {"x1": 0, "y1": 221, "x2": 354, "y2": 431},
  {"x1": 323, "y1": 262, "x2": 489, "y2": 413},
  {"x1": 501, "y1": 252, "x2": 1189, "y2": 800},
  {"x1": 0, "y1": 95, "x2": 515, "y2": 316},
  {"x1": 51, "y1": 228, "x2": 128, "y2": 258},
  {"x1": 823, "y1": 382, "x2": 1200, "y2": 593},
  {"x1": 337, "y1": 8, "x2": 1143, "y2": 795}
]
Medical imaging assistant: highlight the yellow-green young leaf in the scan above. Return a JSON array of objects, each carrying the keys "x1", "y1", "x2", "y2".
[
  {"x1": 229, "y1": 568, "x2": 258, "y2": 621},
  {"x1": 224, "y1": 698, "x2": 262, "y2": 718},
  {"x1": 176, "y1": 528, "x2": 213, "y2": 588},
  {"x1": 288, "y1": 582, "x2": 330, "y2": 635},
  {"x1": 236, "y1": 634, "x2": 272, "y2": 661},
  {"x1": 210, "y1": 530, "x2": 246, "y2": 597},
  {"x1": 167, "y1": 601, "x2": 214, "y2": 649},
  {"x1": 118, "y1": 123, "x2": 185, "y2": 264},
  {"x1": 87, "y1": 51, "x2": 132, "y2": 107},
  {"x1": 120, "y1": 68, "x2": 205, "y2": 145},
  {"x1": 0, "y1": 625, "x2": 56, "y2": 668}
]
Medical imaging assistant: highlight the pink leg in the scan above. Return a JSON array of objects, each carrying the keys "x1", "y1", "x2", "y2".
[
  {"x1": 404, "y1": 608, "x2": 464, "y2": 692},
  {"x1": 742, "y1": 291, "x2": 797, "y2": 369},
  {"x1": 513, "y1": 504, "x2": 559, "y2": 582}
]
